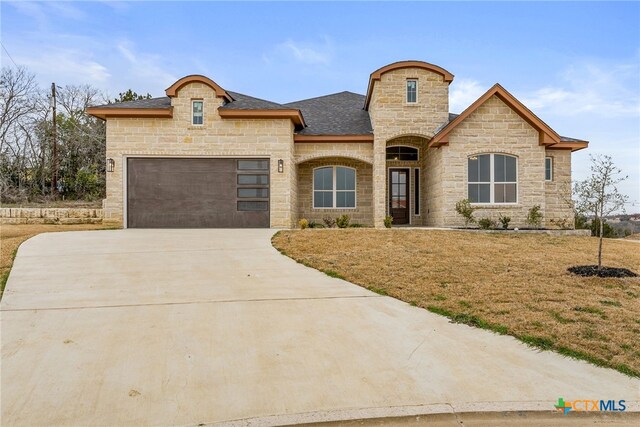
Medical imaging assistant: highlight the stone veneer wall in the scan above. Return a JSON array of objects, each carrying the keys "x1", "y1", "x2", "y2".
[
  {"x1": 0, "y1": 208, "x2": 102, "y2": 224},
  {"x1": 297, "y1": 157, "x2": 373, "y2": 226},
  {"x1": 368, "y1": 67, "x2": 450, "y2": 227},
  {"x1": 385, "y1": 136, "x2": 426, "y2": 225},
  {"x1": 544, "y1": 149, "x2": 574, "y2": 228},
  {"x1": 104, "y1": 82, "x2": 296, "y2": 227},
  {"x1": 438, "y1": 95, "x2": 548, "y2": 228}
]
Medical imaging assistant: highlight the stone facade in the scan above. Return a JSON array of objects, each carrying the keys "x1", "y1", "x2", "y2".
[
  {"x1": 0, "y1": 208, "x2": 102, "y2": 224},
  {"x1": 544, "y1": 149, "x2": 574, "y2": 228},
  {"x1": 104, "y1": 82, "x2": 296, "y2": 227},
  {"x1": 368, "y1": 68, "x2": 450, "y2": 227}
]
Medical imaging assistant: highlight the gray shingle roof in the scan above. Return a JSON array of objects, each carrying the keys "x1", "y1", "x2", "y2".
[
  {"x1": 92, "y1": 97, "x2": 172, "y2": 109},
  {"x1": 284, "y1": 91, "x2": 372, "y2": 135},
  {"x1": 560, "y1": 135, "x2": 587, "y2": 142},
  {"x1": 221, "y1": 91, "x2": 287, "y2": 110}
]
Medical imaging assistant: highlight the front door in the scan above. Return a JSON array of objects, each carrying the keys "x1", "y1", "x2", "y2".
[{"x1": 389, "y1": 169, "x2": 409, "y2": 225}]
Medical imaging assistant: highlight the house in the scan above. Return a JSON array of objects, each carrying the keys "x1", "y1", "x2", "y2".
[{"x1": 86, "y1": 60, "x2": 587, "y2": 229}]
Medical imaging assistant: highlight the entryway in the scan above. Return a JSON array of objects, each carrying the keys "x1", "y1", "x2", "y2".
[{"x1": 389, "y1": 168, "x2": 409, "y2": 224}]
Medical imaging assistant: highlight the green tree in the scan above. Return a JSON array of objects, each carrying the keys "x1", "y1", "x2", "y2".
[{"x1": 113, "y1": 89, "x2": 152, "y2": 103}]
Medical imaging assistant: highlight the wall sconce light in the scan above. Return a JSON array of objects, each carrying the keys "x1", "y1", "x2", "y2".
[
  {"x1": 277, "y1": 159, "x2": 284, "y2": 173},
  {"x1": 107, "y1": 158, "x2": 115, "y2": 173}
]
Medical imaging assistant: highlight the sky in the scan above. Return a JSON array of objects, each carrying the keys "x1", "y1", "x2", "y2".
[{"x1": 2, "y1": 1, "x2": 639, "y2": 211}]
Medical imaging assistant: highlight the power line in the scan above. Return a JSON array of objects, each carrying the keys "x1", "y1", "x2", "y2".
[{"x1": 0, "y1": 41, "x2": 19, "y2": 69}]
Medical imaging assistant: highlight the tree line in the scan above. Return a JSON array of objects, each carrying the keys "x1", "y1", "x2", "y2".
[{"x1": 0, "y1": 66, "x2": 149, "y2": 204}]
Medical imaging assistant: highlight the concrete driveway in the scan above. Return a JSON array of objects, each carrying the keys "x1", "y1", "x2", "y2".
[{"x1": 1, "y1": 229, "x2": 638, "y2": 426}]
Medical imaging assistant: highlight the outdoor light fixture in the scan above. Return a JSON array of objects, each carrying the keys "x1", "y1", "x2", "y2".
[
  {"x1": 107, "y1": 158, "x2": 115, "y2": 173},
  {"x1": 278, "y1": 159, "x2": 284, "y2": 173}
]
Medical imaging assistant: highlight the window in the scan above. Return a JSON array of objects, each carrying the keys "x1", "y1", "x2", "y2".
[
  {"x1": 406, "y1": 80, "x2": 417, "y2": 103},
  {"x1": 468, "y1": 154, "x2": 517, "y2": 204},
  {"x1": 313, "y1": 166, "x2": 356, "y2": 209},
  {"x1": 238, "y1": 159, "x2": 269, "y2": 170},
  {"x1": 414, "y1": 168, "x2": 420, "y2": 215},
  {"x1": 545, "y1": 157, "x2": 553, "y2": 181},
  {"x1": 386, "y1": 146, "x2": 419, "y2": 161},
  {"x1": 192, "y1": 100, "x2": 203, "y2": 125}
]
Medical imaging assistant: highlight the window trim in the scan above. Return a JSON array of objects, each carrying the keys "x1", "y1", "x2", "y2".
[
  {"x1": 414, "y1": 168, "x2": 420, "y2": 216},
  {"x1": 545, "y1": 156, "x2": 553, "y2": 181},
  {"x1": 191, "y1": 99, "x2": 204, "y2": 126},
  {"x1": 406, "y1": 79, "x2": 418, "y2": 104},
  {"x1": 467, "y1": 153, "x2": 518, "y2": 205},
  {"x1": 312, "y1": 166, "x2": 357, "y2": 210},
  {"x1": 386, "y1": 145, "x2": 420, "y2": 162}
]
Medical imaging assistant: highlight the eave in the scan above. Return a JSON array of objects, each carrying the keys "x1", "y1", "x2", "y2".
[
  {"x1": 218, "y1": 109, "x2": 306, "y2": 127},
  {"x1": 294, "y1": 134, "x2": 374, "y2": 143},
  {"x1": 85, "y1": 107, "x2": 173, "y2": 120}
]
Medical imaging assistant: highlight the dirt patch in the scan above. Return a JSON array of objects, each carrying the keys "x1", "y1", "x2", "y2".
[
  {"x1": 272, "y1": 229, "x2": 640, "y2": 376},
  {"x1": 568, "y1": 265, "x2": 637, "y2": 278},
  {"x1": 1, "y1": 223, "x2": 113, "y2": 299}
]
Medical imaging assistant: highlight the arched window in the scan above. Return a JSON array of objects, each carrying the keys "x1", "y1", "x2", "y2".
[
  {"x1": 386, "y1": 146, "x2": 419, "y2": 161},
  {"x1": 313, "y1": 166, "x2": 356, "y2": 209},
  {"x1": 468, "y1": 154, "x2": 517, "y2": 204}
]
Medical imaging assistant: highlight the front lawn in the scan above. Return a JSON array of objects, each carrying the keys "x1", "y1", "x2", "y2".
[
  {"x1": 272, "y1": 229, "x2": 640, "y2": 377},
  {"x1": 0, "y1": 223, "x2": 111, "y2": 300}
]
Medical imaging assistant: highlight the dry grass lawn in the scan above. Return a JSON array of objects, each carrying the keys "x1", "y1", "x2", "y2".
[
  {"x1": 0, "y1": 223, "x2": 111, "y2": 299},
  {"x1": 272, "y1": 229, "x2": 640, "y2": 377}
]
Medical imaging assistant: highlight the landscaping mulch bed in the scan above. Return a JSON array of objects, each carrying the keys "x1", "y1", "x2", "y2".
[{"x1": 568, "y1": 265, "x2": 638, "y2": 278}]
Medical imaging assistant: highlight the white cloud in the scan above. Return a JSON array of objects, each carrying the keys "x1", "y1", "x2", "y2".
[
  {"x1": 116, "y1": 41, "x2": 177, "y2": 86},
  {"x1": 265, "y1": 38, "x2": 334, "y2": 65},
  {"x1": 17, "y1": 48, "x2": 110, "y2": 84},
  {"x1": 449, "y1": 78, "x2": 486, "y2": 112},
  {"x1": 522, "y1": 61, "x2": 640, "y2": 117}
]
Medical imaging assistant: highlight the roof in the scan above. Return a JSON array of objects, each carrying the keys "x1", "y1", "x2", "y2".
[
  {"x1": 90, "y1": 97, "x2": 171, "y2": 109},
  {"x1": 221, "y1": 91, "x2": 288, "y2": 110},
  {"x1": 284, "y1": 91, "x2": 372, "y2": 136}
]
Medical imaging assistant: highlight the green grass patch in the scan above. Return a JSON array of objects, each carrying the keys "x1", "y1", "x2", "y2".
[
  {"x1": 367, "y1": 287, "x2": 388, "y2": 296},
  {"x1": 573, "y1": 305, "x2": 606, "y2": 317},
  {"x1": 549, "y1": 310, "x2": 575, "y2": 324},
  {"x1": 323, "y1": 270, "x2": 346, "y2": 280},
  {"x1": 599, "y1": 299, "x2": 622, "y2": 307}
]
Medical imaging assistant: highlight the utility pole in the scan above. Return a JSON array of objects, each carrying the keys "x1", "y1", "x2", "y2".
[{"x1": 51, "y1": 82, "x2": 58, "y2": 195}]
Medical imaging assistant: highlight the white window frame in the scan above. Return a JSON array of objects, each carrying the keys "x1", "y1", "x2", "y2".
[
  {"x1": 468, "y1": 153, "x2": 518, "y2": 205},
  {"x1": 192, "y1": 100, "x2": 204, "y2": 126},
  {"x1": 406, "y1": 79, "x2": 418, "y2": 104},
  {"x1": 545, "y1": 156, "x2": 553, "y2": 181},
  {"x1": 312, "y1": 166, "x2": 357, "y2": 209}
]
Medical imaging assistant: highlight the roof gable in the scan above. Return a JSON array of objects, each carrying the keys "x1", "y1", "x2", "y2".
[
  {"x1": 165, "y1": 75, "x2": 234, "y2": 102},
  {"x1": 430, "y1": 83, "x2": 561, "y2": 147}
]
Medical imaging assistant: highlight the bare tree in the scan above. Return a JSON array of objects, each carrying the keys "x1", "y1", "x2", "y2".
[{"x1": 574, "y1": 154, "x2": 628, "y2": 269}]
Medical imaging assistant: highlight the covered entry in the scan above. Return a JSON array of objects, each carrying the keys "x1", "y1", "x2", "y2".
[{"x1": 126, "y1": 158, "x2": 269, "y2": 228}]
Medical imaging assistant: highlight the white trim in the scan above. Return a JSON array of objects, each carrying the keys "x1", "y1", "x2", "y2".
[
  {"x1": 191, "y1": 100, "x2": 204, "y2": 126},
  {"x1": 468, "y1": 153, "x2": 518, "y2": 205},
  {"x1": 312, "y1": 165, "x2": 357, "y2": 210},
  {"x1": 406, "y1": 79, "x2": 418, "y2": 104},
  {"x1": 545, "y1": 156, "x2": 553, "y2": 181},
  {"x1": 122, "y1": 155, "x2": 272, "y2": 229}
]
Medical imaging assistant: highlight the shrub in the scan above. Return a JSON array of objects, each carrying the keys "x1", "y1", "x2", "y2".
[
  {"x1": 455, "y1": 199, "x2": 476, "y2": 226},
  {"x1": 336, "y1": 214, "x2": 350, "y2": 228},
  {"x1": 349, "y1": 223, "x2": 365, "y2": 228},
  {"x1": 526, "y1": 205, "x2": 543, "y2": 229},
  {"x1": 298, "y1": 218, "x2": 309, "y2": 229},
  {"x1": 498, "y1": 214, "x2": 511, "y2": 230},
  {"x1": 323, "y1": 216, "x2": 336, "y2": 228},
  {"x1": 308, "y1": 221, "x2": 325, "y2": 228},
  {"x1": 478, "y1": 217, "x2": 497, "y2": 230},
  {"x1": 384, "y1": 215, "x2": 393, "y2": 228},
  {"x1": 550, "y1": 218, "x2": 571, "y2": 230},
  {"x1": 589, "y1": 218, "x2": 616, "y2": 238}
]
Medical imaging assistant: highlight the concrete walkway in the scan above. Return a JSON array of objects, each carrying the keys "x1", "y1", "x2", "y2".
[{"x1": 1, "y1": 229, "x2": 638, "y2": 426}]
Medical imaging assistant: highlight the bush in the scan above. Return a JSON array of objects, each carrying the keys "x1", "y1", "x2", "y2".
[
  {"x1": 478, "y1": 217, "x2": 497, "y2": 230},
  {"x1": 308, "y1": 221, "x2": 325, "y2": 229},
  {"x1": 550, "y1": 218, "x2": 571, "y2": 230},
  {"x1": 384, "y1": 215, "x2": 393, "y2": 228},
  {"x1": 455, "y1": 199, "x2": 476, "y2": 226},
  {"x1": 336, "y1": 214, "x2": 350, "y2": 228},
  {"x1": 526, "y1": 205, "x2": 543, "y2": 229},
  {"x1": 298, "y1": 218, "x2": 309, "y2": 229},
  {"x1": 349, "y1": 223, "x2": 365, "y2": 228},
  {"x1": 498, "y1": 214, "x2": 511, "y2": 230},
  {"x1": 323, "y1": 216, "x2": 336, "y2": 228},
  {"x1": 590, "y1": 218, "x2": 617, "y2": 238}
]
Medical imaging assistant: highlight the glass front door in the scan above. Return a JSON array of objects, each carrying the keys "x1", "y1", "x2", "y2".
[{"x1": 389, "y1": 169, "x2": 409, "y2": 225}]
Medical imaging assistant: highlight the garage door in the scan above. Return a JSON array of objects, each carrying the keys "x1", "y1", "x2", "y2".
[{"x1": 127, "y1": 158, "x2": 270, "y2": 228}]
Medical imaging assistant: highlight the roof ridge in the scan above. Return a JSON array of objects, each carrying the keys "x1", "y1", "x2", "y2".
[{"x1": 284, "y1": 91, "x2": 365, "y2": 105}]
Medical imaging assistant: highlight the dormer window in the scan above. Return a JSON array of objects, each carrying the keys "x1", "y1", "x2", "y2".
[
  {"x1": 406, "y1": 79, "x2": 417, "y2": 103},
  {"x1": 192, "y1": 100, "x2": 203, "y2": 125}
]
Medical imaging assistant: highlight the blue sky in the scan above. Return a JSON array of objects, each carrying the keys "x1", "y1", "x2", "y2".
[{"x1": 2, "y1": 1, "x2": 639, "y2": 210}]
